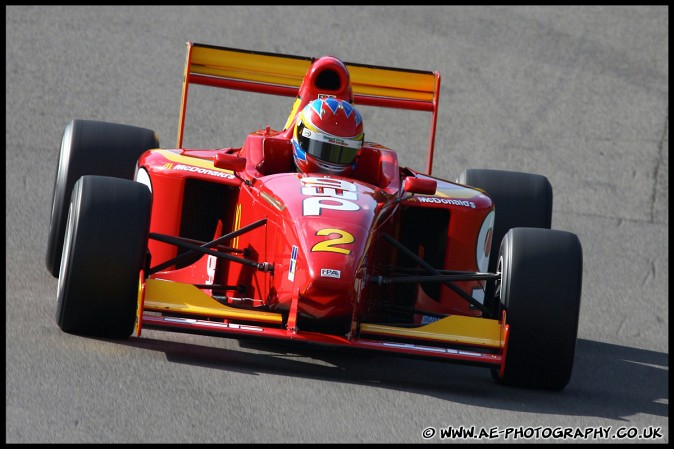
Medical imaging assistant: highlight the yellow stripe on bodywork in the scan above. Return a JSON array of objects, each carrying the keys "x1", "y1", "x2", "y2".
[
  {"x1": 144, "y1": 279, "x2": 282, "y2": 324},
  {"x1": 432, "y1": 179, "x2": 484, "y2": 199},
  {"x1": 432, "y1": 189, "x2": 481, "y2": 199},
  {"x1": 155, "y1": 149, "x2": 234, "y2": 174},
  {"x1": 360, "y1": 315, "x2": 502, "y2": 348}
]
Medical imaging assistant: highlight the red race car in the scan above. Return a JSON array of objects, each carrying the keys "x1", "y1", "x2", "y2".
[{"x1": 46, "y1": 42, "x2": 583, "y2": 390}]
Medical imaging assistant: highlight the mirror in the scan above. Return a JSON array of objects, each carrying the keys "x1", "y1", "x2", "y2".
[
  {"x1": 213, "y1": 151, "x2": 246, "y2": 171},
  {"x1": 402, "y1": 176, "x2": 437, "y2": 195}
]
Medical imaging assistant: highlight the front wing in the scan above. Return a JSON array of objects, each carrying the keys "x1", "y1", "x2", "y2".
[{"x1": 139, "y1": 278, "x2": 509, "y2": 370}]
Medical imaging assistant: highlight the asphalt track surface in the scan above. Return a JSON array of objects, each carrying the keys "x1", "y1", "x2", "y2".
[{"x1": 6, "y1": 6, "x2": 668, "y2": 443}]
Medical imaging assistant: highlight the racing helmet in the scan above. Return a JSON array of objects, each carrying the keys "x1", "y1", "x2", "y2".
[{"x1": 292, "y1": 97, "x2": 364, "y2": 175}]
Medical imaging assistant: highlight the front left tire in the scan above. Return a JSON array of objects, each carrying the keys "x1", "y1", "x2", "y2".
[
  {"x1": 492, "y1": 227, "x2": 583, "y2": 390},
  {"x1": 56, "y1": 175, "x2": 152, "y2": 339}
]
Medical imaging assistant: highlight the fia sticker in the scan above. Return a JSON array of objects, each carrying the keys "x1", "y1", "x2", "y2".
[
  {"x1": 320, "y1": 268, "x2": 341, "y2": 279},
  {"x1": 420, "y1": 315, "x2": 440, "y2": 325}
]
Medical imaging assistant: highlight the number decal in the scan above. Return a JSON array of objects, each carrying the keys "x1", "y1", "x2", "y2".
[{"x1": 311, "y1": 228, "x2": 354, "y2": 254}]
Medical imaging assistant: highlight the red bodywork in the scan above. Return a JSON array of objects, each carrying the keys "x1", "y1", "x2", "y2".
[{"x1": 134, "y1": 43, "x2": 506, "y2": 369}]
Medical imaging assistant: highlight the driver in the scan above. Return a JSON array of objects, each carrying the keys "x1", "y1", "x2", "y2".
[{"x1": 291, "y1": 97, "x2": 364, "y2": 176}]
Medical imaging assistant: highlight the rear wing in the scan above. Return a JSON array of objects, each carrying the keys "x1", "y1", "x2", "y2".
[{"x1": 178, "y1": 42, "x2": 441, "y2": 174}]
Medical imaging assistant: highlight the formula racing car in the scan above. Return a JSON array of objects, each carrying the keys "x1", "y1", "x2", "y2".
[{"x1": 46, "y1": 42, "x2": 583, "y2": 390}]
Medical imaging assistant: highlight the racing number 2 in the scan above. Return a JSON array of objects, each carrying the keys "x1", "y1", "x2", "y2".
[{"x1": 311, "y1": 228, "x2": 354, "y2": 254}]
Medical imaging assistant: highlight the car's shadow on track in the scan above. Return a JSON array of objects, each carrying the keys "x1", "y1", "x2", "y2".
[{"x1": 119, "y1": 334, "x2": 667, "y2": 420}]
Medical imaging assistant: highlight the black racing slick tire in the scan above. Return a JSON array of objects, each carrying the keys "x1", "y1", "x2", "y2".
[
  {"x1": 493, "y1": 228, "x2": 583, "y2": 391},
  {"x1": 457, "y1": 168, "x2": 552, "y2": 274},
  {"x1": 46, "y1": 120, "x2": 158, "y2": 278},
  {"x1": 56, "y1": 176, "x2": 152, "y2": 339}
]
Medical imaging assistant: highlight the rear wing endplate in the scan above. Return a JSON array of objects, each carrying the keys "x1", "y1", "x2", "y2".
[{"x1": 178, "y1": 42, "x2": 441, "y2": 174}]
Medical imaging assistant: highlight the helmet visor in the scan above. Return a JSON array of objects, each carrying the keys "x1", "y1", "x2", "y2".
[{"x1": 298, "y1": 124, "x2": 362, "y2": 165}]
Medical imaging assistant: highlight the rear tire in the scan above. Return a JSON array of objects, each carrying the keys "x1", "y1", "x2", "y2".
[
  {"x1": 493, "y1": 228, "x2": 583, "y2": 390},
  {"x1": 56, "y1": 176, "x2": 152, "y2": 339},
  {"x1": 46, "y1": 120, "x2": 158, "y2": 277}
]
